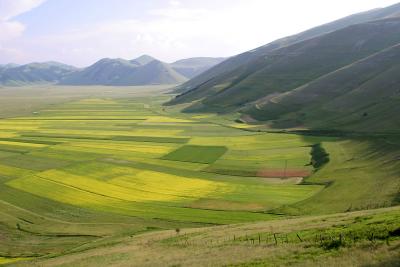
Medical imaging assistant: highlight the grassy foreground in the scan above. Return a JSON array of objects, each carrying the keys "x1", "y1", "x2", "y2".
[
  {"x1": 8, "y1": 207, "x2": 400, "y2": 267},
  {"x1": 0, "y1": 86, "x2": 399, "y2": 266}
]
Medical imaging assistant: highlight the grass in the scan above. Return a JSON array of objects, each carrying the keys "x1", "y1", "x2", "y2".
[
  {"x1": 162, "y1": 145, "x2": 228, "y2": 164},
  {"x1": 0, "y1": 86, "x2": 399, "y2": 266},
  {"x1": 8, "y1": 207, "x2": 400, "y2": 267}
]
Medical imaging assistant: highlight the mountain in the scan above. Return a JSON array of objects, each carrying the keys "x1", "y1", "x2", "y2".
[
  {"x1": 170, "y1": 57, "x2": 226, "y2": 78},
  {"x1": 0, "y1": 63, "x2": 19, "y2": 69},
  {"x1": 169, "y1": 3, "x2": 400, "y2": 99},
  {"x1": 60, "y1": 57, "x2": 187, "y2": 86},
  {"x1": 245, "y1": 43, "x2": 400, "y2": 133},
  {"x1": 60, "y1": 55, "x2": 225, "y2": 86},
  {"x1": 0, "y1": 55, "x2": 225, "y2": 86},
  {"x1": 125, "y1": 59, "x2": 188, "y2": 85},
  {"x1": 0, "y1": 62, "x2": 77, "y2": 86},
  {"x1": 130, "y1": 55, "x2": 157, "y2": 66},
  {"x1": 167, "y1": 4, "x2": 400, "y2": 133},
  {"x1": 60, "y1": 58, "x2": 141, "y2": 86}
]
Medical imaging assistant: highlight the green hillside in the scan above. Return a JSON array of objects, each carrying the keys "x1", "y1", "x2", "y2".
[
  {"x1": 167, "y1": 16, "x2": 400, "y2": 135},
  {"x1": 171, "y1": 3, "x2": 400, "y2": 96},
  {"x1": 170, "y1": 17, "x2": 400, "y2": 112},
  {"x1": 246, "y1": 43, "x2": 400, "y2": 133}
]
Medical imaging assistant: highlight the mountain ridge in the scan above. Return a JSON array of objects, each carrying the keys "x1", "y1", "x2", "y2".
[
  {"x1": 170, "y1": 2, "x2": 400, "y2": 96},
  {"x1": 166, "y1": 4, "x2": 400, "y2": 133},
  {"x1": 0, "y1": 56, "x2": 225, "y2": 86}
]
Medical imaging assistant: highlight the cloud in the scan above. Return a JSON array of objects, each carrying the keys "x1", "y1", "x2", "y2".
[
  {"x1": 0, "y1": 0, "x2": 45, "y2": 20},
  {"x1": 0, "y1": 0, "x2": 45, "y2": 43},
  {"x1": 169, "y1": 0, "x2": 181, "y2": 7},
  {"x1": 3, "y1": 0, "x2": 400, "y2": 66},
  {"x1": 0, "y1": 20, "x2": 25, "y2": 41}
]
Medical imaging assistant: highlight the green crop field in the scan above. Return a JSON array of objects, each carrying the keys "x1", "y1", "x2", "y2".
[
  {"x1": 0, "y1": 86, "x2": 399, "y2": 266},
  {"x1": 162, "y1": 145, "x2": 228, "y2": 164}
]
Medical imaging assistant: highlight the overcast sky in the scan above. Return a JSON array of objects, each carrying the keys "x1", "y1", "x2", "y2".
[{"x1": 0, "y1": 0, "x2": 399, "y2": 67}]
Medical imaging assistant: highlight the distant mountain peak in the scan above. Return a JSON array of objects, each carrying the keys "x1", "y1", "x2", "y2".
[
  {"x1": 131, "y1": 55, "x2": 157, "y2": 66},
  {"x1": 0, "y1": 63, "x2": 19, "y2": 69},
  {"x1": 0, "y1": 56, "x2": 226, "y2": 86}
]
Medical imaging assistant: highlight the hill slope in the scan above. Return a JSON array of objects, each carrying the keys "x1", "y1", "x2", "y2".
[
  {"x1": 169, "y1": 3, "x2": 400, "y2": 103},
  {"x1": 246, "y1": 43, "x2": 400, "y2": 133},
  {"x1": 1, "y1": 56, "x2": 223, "y2": 86},
  {"x1": 60, "y1": 58, "x2": 187, "y2": 86},
  {"x1": 170, "y1": 57, "x2": 226, "y2": 78},
  {"x1": 0, "y1": 62, "x2": 77, "y2": 86},
  {"x1": 123, "y1": 59, "x2": 189, "y2": 85},
  {"x1": 168, "y1": 12, "x2": 400, "y2": 133},
  {"x1": 130, "y1": 55, "x2": 157, "y2": 66}
]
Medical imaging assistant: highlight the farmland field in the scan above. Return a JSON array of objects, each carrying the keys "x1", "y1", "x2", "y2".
[{"x1": 0, "y1": 86, "x2": 399, "y2": 266}]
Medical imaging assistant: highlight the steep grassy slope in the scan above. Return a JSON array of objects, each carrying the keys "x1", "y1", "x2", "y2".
[
  {"x1": 246, "y1": 43, "x2": 400, "y2": 133},
  {"x1": 170, "y1": 17, "x2": 400, "y2": 113},
  {"x1": 171, "y1": 2, "x2": 400, "y2": 96}
]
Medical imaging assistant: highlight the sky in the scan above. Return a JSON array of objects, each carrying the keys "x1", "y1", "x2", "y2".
[{"x1": 0, "y1": 0, "x2": 399, "y2": 67}]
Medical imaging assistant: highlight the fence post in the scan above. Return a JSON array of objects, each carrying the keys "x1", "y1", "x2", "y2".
[{"x1": 297, "y1": 233, "x2": 303, "y2": 242}]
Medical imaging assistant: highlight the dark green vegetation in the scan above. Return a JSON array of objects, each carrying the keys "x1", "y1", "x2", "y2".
[
  {"x1": 0, "y1": 56, "x2": 225, "y2": 86},
  {"x1": 168, "y1": 3, "x2": 400, "y2": 133},
  {"x1": 310, "y1": 143, "x2": 329, "y2": 169},
  {"x1": 162, "y1": 145, "x2": 228, "y2": 164}
]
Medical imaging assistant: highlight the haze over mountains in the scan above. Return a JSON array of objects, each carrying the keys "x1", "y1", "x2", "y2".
[
  {"x1": 0, "y1": 56, "x2": 225, "y2": 86},
  {"x1": 168, "y1": 2, "x2": 400, "y2": 133}
]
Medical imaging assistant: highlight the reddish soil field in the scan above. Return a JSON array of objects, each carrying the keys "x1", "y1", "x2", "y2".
[{"x1": 256, "y1": 169, "x2": 311, "y2": 178}]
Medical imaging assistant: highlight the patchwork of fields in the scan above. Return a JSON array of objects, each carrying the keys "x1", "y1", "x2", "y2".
[
  {"x1": 0, "y1": 95, "x2": 328, "y2": 259},
  {"x1": 1, "y1": 97, "x2": 323, "y2": 218},
  {"x1": 0, "y1": 89, "x2": 399, "y2": 266}
]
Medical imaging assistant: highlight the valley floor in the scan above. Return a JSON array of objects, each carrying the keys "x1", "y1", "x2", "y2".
[{"x1": 0, "y1": 86, "x2": 398, "y2": 266}]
